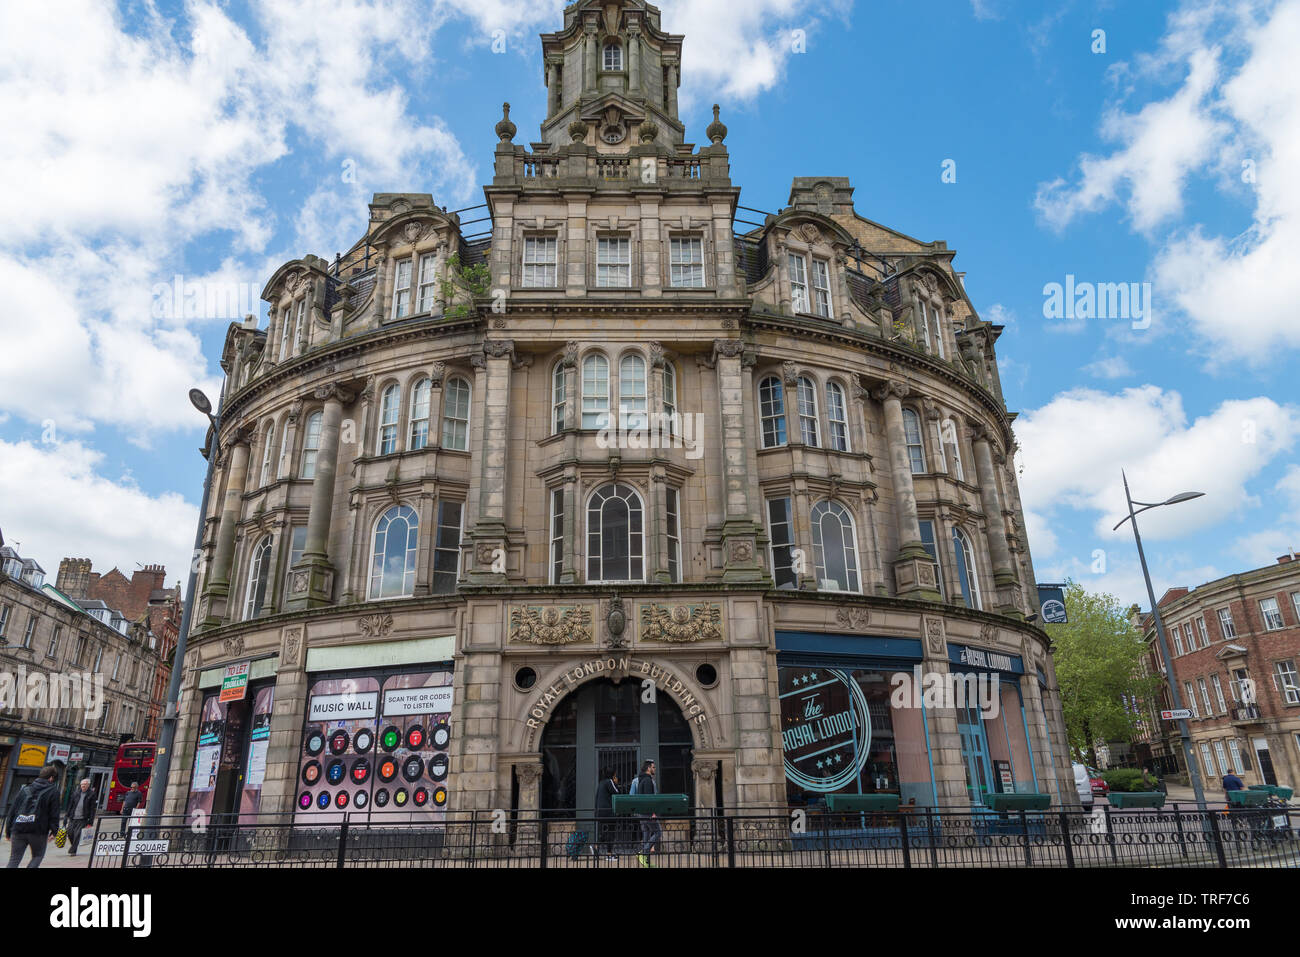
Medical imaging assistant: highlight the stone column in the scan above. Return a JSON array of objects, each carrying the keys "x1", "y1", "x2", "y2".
[
  {"x1": 287, "y1": 383, "x2": 352, "y2": 609},
  {"x1": 969, "y1": 424, "x2": 1021, "y2": 616},
  {"x1": 652, "y1": 470, "x2": 670, "y2": 583},
  {"x1": 628, "y1": 27, "x2": 641, "y2": 91},
  {"x1": 544, "y1": 58, "x2": 560, "y2": 117},
  {"x1": 201, "y1": 427, "x2": 252, "y2": 622},
  {"x1": 713, "y1": 339, "x2": 762, "y2": 582},
  {"x1": 583, "y1": 26, "x2": 597, "y2": 93},
  {"x1": 664, "y1": 57, "x2": 678, "y2": 116},
  {"x1": 428, "y1": 362, "x2": 446, "y2": 449},
  {"x1": 872, "y1": 380, "x2": 940, "y2": 600},
  {"x1": 277, "y1": 400, "x2": 302, "y2": 479},
  {"x1": 468, "y1": 340, "x2": 514, "y2": 584}
]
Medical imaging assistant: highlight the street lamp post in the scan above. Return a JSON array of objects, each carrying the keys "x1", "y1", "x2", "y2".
[
  {"x1": 143, "y1": 388, "x2": 221, "y2": 830},
  {"x1": 1112, "y1": 471, "x2": 1207, "y2": 811}
]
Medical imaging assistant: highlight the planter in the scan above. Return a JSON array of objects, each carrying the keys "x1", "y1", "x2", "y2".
[
  {"x1": 1108, "y1": 791, "x2": 1165, "y2": 809},
  {"x1": 825, "y1": 793, "x2": 900, "y2": 813},
  {"x1": 984, "y1": 792, "x2": 1050, "y2": 812}
]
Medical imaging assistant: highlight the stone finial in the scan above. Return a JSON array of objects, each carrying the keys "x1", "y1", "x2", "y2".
[
  {"x1": 639, "y1": 118, "x2": 659, "y2": 144},
  {"x1": 495, "y1": 102, "x2": 516, "y2": 142},
  {"x1": 568, "y1": 118, "x2": 589, "y2": 143},
  {"x1": 706, "y1": 104, "x2": 728, "y2": 145}
]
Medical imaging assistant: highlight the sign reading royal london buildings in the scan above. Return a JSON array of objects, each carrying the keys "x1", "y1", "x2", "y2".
[
  {"x1": 524, "y1": 657, "x2": 709, "y2": 732},
  {"x1": 779, "y1": 669, "x2": 872, "y2": 792}
]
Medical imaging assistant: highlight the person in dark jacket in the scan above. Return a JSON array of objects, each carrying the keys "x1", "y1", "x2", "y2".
[
  {"x1": 594, "y1": 768, "x2": 621, "y2": 859},
  {"x1": 634, "y1": 760, "x2": 661, "y2": 868},
  {"x1": 1222, "y1": 769, "x2": 1245, "y2": 803},
  {"x1": 120, "y1": 780, "x2": 143, "y2": 833},
  {"x1": 5, "y1": 765, "x2": 62, "y2": 868},
  {"x1": 63, "y1": 778, "x2": 96, "y2": 856}
]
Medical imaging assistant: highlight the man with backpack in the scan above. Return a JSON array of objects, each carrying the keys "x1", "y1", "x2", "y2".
[{"x1": 5, "y1": 765, "x2": 62, "y2": 868}]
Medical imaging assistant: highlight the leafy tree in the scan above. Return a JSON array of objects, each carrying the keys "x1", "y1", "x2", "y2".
[{"x1": 1046, "y1": 582, "x2": 1162, "y2": 767}]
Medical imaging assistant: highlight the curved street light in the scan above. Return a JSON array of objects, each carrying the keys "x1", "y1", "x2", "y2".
[{"x1": 1114, "y1": 471, "x2": 1207, "y2": 810}]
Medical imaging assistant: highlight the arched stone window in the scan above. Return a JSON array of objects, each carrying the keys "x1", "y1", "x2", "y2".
[
  {"x1": 243, "y1": 535, "x2": 273, "y2": 619},
  {"x1": 603, "y1": 42, "x2": 623, "y2": 71},
  {"x1": 442, "y1": 376, "x2": 471, "y2": 451},
  {"x1": 902, "y1": 407, "x2": 926, "y2": 473},
  {"x1": 377, "y1": 384, "x2": 400, "y2": 455},
  {"x1": 952, "y1": 526, "x2": 982, "y2": 610},
  {"x1": 408, "y1": 378, "x2": 431, "y2": 450},
  {"x1": 758, "y1": 375, "x2": 787, "y2": 448},
  {"x1": 300, "y1": 411, "x2": 323, "y2": 478},
  {"x1": 369, "y1": 505, "x2": 419, "y2": 600},
  {"x1": 586, "y1": 483, "x2": 644, "y2": 583},
  {"x1": 582, "y1": 353, "x2": 609, "y2": 429},
  {"x1": 796, "y1": 375, "x2": 820, "y2": 447},
  {"x1": 619, "y1": 353, "x2": 647, "y2": 429},
  {"x1": 810, "y1": 500, "x2": 860, "y2": 593},
  {"x1": 826, "y1": 381, "x2": 849, "y2": 452}
]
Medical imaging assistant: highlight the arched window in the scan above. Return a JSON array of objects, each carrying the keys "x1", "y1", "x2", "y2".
[
  {"x1": 582, "y1": 354, "x2": 609, "y2": 429},
  {"x1": 759, "y1": 376, "x2": 787, "y2": 448},
  {"x1": 952, "y1": 526, "x2": 981, "y2": 610},
  {"x1": 369, "y1": 505, "x2": 419, "y2": 600},
  {"x1": 442, "y1": 376, "x2": 471, "y2": 451},
  {"x1": 902, "y1": 407, "x2": 926, "y2": 473},
  {"x1": 377, "y1": 384, "x2": 400, "y2": 455},
  {"x1": 943, "y1": 417, "x2": 964, "y2": 481},
  {"x1": 243, "y1": 535, "x2": 273, "y2": 619},
  {"x1": 586, "y1": 483, "x2": 644, "y2": 583},
  {"x1": 552, "y1": 362, "x2": 567, "y2": 434},
  {"x1": 810, "y1": 500, "x2": 860, "y2": 593},
  {"x1": 300, "y1": 411, "x2": 323, "y2": 478},
  {"x1": 796, "y1": 375, "x2": 820, "y2": 447},
  {"x1": 826, "y1": 382, "x2": 849, "y2": 452},
  {"x1": 619, "y1": 354, "x2": 647, "y2": 429},
  {"x1": 258, "y1": 421, "x2": 276, "y2": 486},
  {"x1": 408, "y1": 378, "x2": 431, "y2": 450},
  {"x1": 603, "y1": 42, "x2": 623, "y2": 71}
]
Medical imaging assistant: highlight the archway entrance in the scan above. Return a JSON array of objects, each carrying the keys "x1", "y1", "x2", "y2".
[{"x1": 539, "y1": 677, "x2": 695, "y2": 816}]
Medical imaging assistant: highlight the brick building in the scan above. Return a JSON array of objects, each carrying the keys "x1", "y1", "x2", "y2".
[
  {"x1": 161, "y1": 0, "x2": 1074, "y2": 825},
  {"x1": 1134, "y1": 554, "x2": 1300, "y2": 793}
]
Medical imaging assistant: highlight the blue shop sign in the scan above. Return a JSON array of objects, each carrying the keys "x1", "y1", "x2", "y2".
[{"x1": 948, "y1": 643, "x2": 1024, "y2": 675}]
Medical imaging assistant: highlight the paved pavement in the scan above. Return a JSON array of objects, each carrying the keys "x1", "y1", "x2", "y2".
[{"x1": 0, "y1": 832, "x2": 93, "y2": 869}]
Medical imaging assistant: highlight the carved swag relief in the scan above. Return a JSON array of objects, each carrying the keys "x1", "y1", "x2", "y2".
[
  {"x1": 509, "y1": 605, "x2": 594, "y2": 645},
  {"x1": 640, "y1": 603, "x2": 723, "y2": 643}
]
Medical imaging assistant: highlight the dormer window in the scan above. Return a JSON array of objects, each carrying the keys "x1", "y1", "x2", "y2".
[
  {"x1": 603, "y1": 42, "x2": 623, "y2": 71},
  {"x1": 788, "y1": 253, "x2": 833, "y2": 318},
  {"x1": 392, "y1": 258, "x2": 413, "y2": 319}
]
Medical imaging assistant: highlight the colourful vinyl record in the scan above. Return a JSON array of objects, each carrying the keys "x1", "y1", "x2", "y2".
[
  {"x1": 413, "y1": 787, "x2": 428, "y2": 806},
  {"x1": 326, "y1": 759, "x2": 346, "y2": 785},
  {"x1": 354, "y1": 728, "x2": 375, "y2": 753},
  {"x1": 428, "y1": 754, "x2": 449, "y2": 781},
  {"x1": 298, "y1": 791, "x2": 313, "y2": 810},
  {"x1": 432, "y1": 787, "x2": 448, "y2": 807},
  {"x1": 302, "y1": 760, "x2": 322, "y2": 785},
  {"x1": 394, "y1": 788, "x2": 408, "y2": 807},
  {"x1": 380, "y1": 725, "x2": 401, "y2": 752},
  {"x1": 335, "y1": 791, "x2": 350, "y2": 809},
  {"x1": 328, "y1": 730, "x2": 350, "y2": 755},
  {"x1": 317, "y1": 791, "x2": 331, "y2": 809},
  {"x1": 378, "y1": 758, "x2": 397, "y2": 783},
  {"x1": 430, "y1": 722, "x2": 450, "y2": 751},
  {"x1": 374, "y1": 788, "x2": 390, "y2": 808},
  {"x1": 305, "y1": 731, "x2": 325, "y2": 756},
  {"x1": 405, "y1": 725, "x2": 424, "y2": 749},
  {"x1": 354, "y1": 789, "x2": 369, "y2": 809},
  {"x1": 351, "y1": 758, "x2": 371, "y2": 784}
]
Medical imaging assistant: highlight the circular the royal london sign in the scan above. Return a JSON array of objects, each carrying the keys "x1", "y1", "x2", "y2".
[{"x1": 779, "y1": 668, "x2": 872, "y2": 793}]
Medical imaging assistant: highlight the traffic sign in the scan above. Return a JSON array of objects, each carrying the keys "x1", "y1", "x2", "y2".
[{"x1": 1161, "y1": 709, "x2": 1192, "y2": 720}]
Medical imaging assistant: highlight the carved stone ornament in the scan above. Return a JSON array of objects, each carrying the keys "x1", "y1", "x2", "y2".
[
  {"x1": 562, "y1": 340, "x2": 579, "y2": 368},
  {"x1": 290, "y1": 570, "x2": 309, "y2": 595},
  {"x1": 281, "y1": 625, "x2": 304, "y2": 667},
  {"x1": 475, "y1": 542, "x2": 499, "y2": 565},
  {"x1": 358, "y1": 612, "x2": 394, "y2": 638},
  {"x1": 800, "y1": 223, "x2": 821, "y2": 244},
  {"x1": 313, "y1": 383, "x2": 355, "y2": 405},
  {"x1": 640, "y1": 602, "x2": 723, "y2": 643},
  {"x1": 483, "y1": 339, "x2": 517, "y2": 363},
  {"x1": 781, "y1": 360, "x2": 799, "y2": 385},
  {"x1": 402, "y1": 221, "x2": 427, "y2": 244},
  {"x1": 835, "y1": 606, "x2": 870, "y2": 630},
  {"x1": 922, "y1": 397, "x2": 940, "y2": 421},
  {"x1": 979, "y1": 622, "x2": 998, "y2": 644},
  {"x1": 870, "y1": 379, "x2": 909, "y2": 403},
  {"x1": 516, "y1": 763, "x2": 544, "y2": 786},
  {"x1": 692, "y1": 759, "x2": 717, "y2": 783},
  {"x1": 509, "y1": 605, "x2": 594, "y2": 645},
  {"x1": 495, "y1": 102, "x2": 517, "y2": 142},
  {"x1": 649, "y1": 341, "x2": 666, "y2": 369},
  {"x1": 729, "y1": 540, "x2": 754, "y2": 563},
  {"x1": 429, "y1": 361, "x2": 446, "y2": 388},
  {"x1": 918, "y1": 564, "x2": 936, "y2": 586},
  {"x1": 568, "y1": 118, "x2": 589, "y2": 143},
  {"x1": 605, "y1": 595, "x2": 628, "y2": 649},
  {"x1": 222, "y1": 634, "x2": 245, "y2": 658},
  {"x1": 711, "y1": 338, "x2": 744, "y2": 361},
  {"x1": 924, "y1": 617, "x2": 945, "y2": 656}
]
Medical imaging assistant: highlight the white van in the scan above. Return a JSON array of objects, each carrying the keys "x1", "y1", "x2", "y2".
[{"x1": 1072, "y1": 762, "x2": 1094, "y2": 809}]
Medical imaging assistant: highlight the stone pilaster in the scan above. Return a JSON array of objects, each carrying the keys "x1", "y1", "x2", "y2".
[
  {"x1": 286, "y1": 383, "x2": 352, "y2": 609},
  {"x1": 201, "y1": 427, "x2": 252, "y2": 623},
  {"x1": 713, "y1": 339, "x2": 762, "y2": 582},
  {"x1": 468, "y1": 340, "x2": 514, "y2": 584},
  {"x1": 970, "y1": 424, "x2": 1021, "y2": 617},
  {"x1": 872, "y1": 380, "x2": 940, "y2": 600}
]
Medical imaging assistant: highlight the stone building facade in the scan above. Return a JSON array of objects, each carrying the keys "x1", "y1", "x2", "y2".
[
  {"x1": 163, "y1": 0, "x2": 1074, "y2": 823},
  {"x1": 0, "y1": 535, "x2": 166, "y2": 812},
  {"x1": 1135, "y1": 555, "x2": 1300, "y2": 792}
]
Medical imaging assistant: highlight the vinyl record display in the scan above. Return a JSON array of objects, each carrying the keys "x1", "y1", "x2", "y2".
[
  {"x1": 351, "y1": 757, "x2": 371, "y2": 784},
  {"x1": 302, "y1": 761, "x2": 322, "y2": 785},
  {"x1": 354, "y1": 789, "x2": 369, "y2": 809},
  {"x1": 432, "y1": 787, "x2": 448, "y2": 807},
  {"x1": 316, "y1": 791, "x2": 331, "y2": 809},
  {"x1": 394, "y1": 787, "x2": 408, "y2": 807},
  {"x1": 413, "y1": 787, "x2": 428, "y2": 806},
  {"x1": 304, "y1": 731, "x2": 325, "y2": 756},
  {"x1": 401, "y1": 755, "x2": 424, "y2": 783},
  {"x1": 328, "y1": 730, "x2": 350, "y2": 755},
  {"x1": 405, "y1": 725, "x2": 424, "y2": 749},
  {"x1": 298, "y1": 791, "x2": 313, "y2": 809},
  {"x1": 325, "y1": 759, "x2": 346, "y2": 785},
  {"x1": 430, "y1": 722, "x2": 450, "y2": 750},
  {"x1": 380, "y1": 725, "x2": 401, "y2": 752},
  {"x1": 374, "y1": 788, "x2": 389, "y2": 807},
  {"x1": 378, "y1": 758, "x2": 397, "y2": 782},
  {"x1": 354, "y1": 728, "x2": 375, "y2": 753},
  {"x1": 428, "y1": 755, "x2": 449, "y2": 781},
  {"x1": 335, "y1": 791, "x2": 350, "y2": 809}
]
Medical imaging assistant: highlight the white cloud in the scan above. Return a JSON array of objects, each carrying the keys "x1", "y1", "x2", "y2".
[
  {"x1": 1033, "y1": 0, "x2": 1300, "y2": 363},
  {"x1": 1083, "y1": 355, "x2": 1135, "y2": 379},
  {"x1": 1279, "y1": 464, "x2": 1300, "y2": 505},
  {"x1": 1015, "y1": 386, "x2": 1300, "y2": 548},
  {"x1": 0, "y1": 439, "x2": 196, "y2": 590},
  {"x1": 1037, "y1": 551, "x2": 1222, "y2": 612}
]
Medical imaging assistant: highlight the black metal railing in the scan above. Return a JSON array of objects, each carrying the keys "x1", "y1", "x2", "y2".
[{"x1": 83, "y1": 804, "x2": 1300, "y2": 869}]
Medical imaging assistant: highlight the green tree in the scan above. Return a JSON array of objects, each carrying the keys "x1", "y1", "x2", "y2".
[{"x1": 1047, "y1": 582, "x2": 1162, "y2": 767}]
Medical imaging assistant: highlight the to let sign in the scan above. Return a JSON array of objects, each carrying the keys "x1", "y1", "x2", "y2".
[
  {"x1": 1161, "y1": 709, "x2": 1192, "y2": 720},
  {"x1": 220, "y1": 661, "x2": 251, "y2": 703}
]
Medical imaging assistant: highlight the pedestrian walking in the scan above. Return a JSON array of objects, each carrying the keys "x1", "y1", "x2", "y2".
[
  {"x1": 120, "y1": 780, "x2": 143, "y2": 834},
  {"x1": 63, "y1": 778, "x2": 96, "y2": 856},
  {"x1": 633, "y1": 759, "x2": 661, "y2": 868},
  {"x1": 594, "y1": 768, "x2": 621, "y2": 860},
  {"x1": 5, "y1": 765, "x2": 62, "y2": 868}
]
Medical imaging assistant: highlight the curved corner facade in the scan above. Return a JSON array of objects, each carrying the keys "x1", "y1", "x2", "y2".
[{"x1": 162, "y1": 0, "x2": 1074, "y2": 824}]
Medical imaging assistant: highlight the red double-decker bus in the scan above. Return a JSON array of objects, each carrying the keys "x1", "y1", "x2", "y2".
[{"x1": 106, "y1": 741, "x2": 156, "y2": 813}]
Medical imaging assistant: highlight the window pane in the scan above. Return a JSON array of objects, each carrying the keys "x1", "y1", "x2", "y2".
[
  {"x1": 582, "y1": 355, "x2": 609, "y2": 429},
  {"x1": 433, "y1": 501, "x2": 462, "y2": 593},
  {"x1": 759, "y1": 377, "x2": 786, "y2": 448},
  {"x1": 619, "y1": 354, "x2": 647, "y2": 429},
  {"x1": 369, "y1": 505, "x2": 418, "y2": 599},
  {"x1": 442, "y1": 378, "x2": 471, "y2": 451}
]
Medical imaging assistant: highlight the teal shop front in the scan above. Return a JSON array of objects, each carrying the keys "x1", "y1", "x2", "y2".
[
  {"x1": 947, "y1": 643, "x2": 1039, "y2": 806},
  {"x1": 775, "y1": 631, "x2": 937, "y2": 809}
]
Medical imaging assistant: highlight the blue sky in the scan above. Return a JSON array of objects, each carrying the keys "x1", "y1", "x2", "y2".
[{"x1": 1, "y1": 0, "x2": 1297, "y2": 610}]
